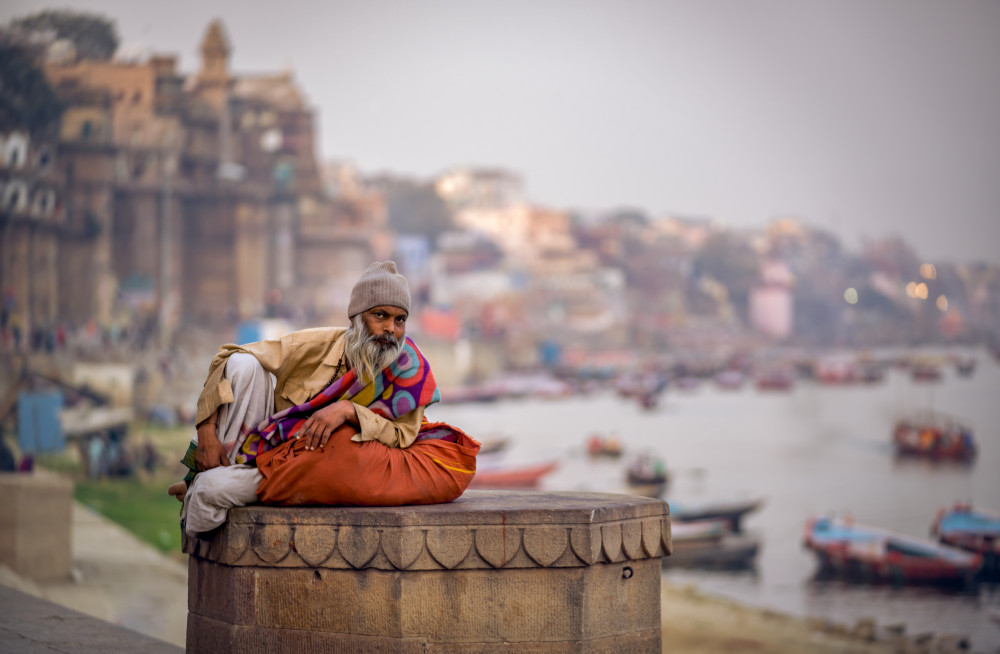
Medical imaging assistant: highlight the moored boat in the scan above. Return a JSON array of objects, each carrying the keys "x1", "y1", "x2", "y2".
[
  {"x1": 954, "y1": 357, "x2": 977, "y2": 377},
  {"x1": 910, "y1": 363, "x2": 943, "y2": 382},
  {"x1": 587, "y1": 434, "x2": 623, "y2": 458},
  {"x1": 468, "y1": 461, "x2": 558, "y2": 489},
  {"x1": 931, "y1": 504, "x2": 1000, "y2": 575},
  {"x1": 477, "y1": 436, "x2": 511, "y2": 456},
  {"x1": 892, "y1": 411, "x2": 976, "y2": 461},
  {"x1": 665, "y1": 532, "x2": 760, "y2": 570},
  {"x1": 625, "y1": 453, "x2": 669, "y2": 487},
  {"x1": 668, "y1": 497, "x2": 763, "y2": 533},
  {"x1": 803, "y1": 516, "x2": 982, "y2": 585},
  {"x1": 754, "y1": 368, "x2": 795, "y2": 391},
  {"x1": 714, "y1": 369, "x2": 746, "y2": 390}
]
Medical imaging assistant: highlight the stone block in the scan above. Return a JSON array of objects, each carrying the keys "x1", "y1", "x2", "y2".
[
  {"x1": 185, "y1": 490, "x2": 671, "y2": 652},
  {"x1": 0, "y1": 470, "x2": 73, "y2": 582}
]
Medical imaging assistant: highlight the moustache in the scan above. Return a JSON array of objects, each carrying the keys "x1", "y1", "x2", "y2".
[{"x1": 371, "y1": 334, "x2": 400, "y2": 347}]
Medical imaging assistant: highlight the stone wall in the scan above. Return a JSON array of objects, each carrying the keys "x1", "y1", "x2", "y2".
[{"x1": 0, "y1": 469, "x2": 73, "y2": 582}]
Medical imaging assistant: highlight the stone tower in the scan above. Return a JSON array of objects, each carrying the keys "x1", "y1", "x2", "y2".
[{"x1": 195, "y1": 20, "x2": 231, "y2": 111}]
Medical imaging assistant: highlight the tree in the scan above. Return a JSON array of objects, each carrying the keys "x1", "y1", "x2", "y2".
[
  {"x1": 9, "y1": 9, "x2": 119, "y2": 61},
  {"x1": 0, "y1": 30, "x2": 63, "y2": 133},
  {"x1": 692, "y1": 232, "x2": 761, "y2": 321},
  {"x1": 382, "y1": 180, "x2": 455, "y2": 241}
]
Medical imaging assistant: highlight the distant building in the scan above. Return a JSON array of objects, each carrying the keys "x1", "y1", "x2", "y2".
[
  {"x1": 3, "y1": 20, "x2": 383, "y2": 344},
  {"x1": 749, "y1": 259, "x2": 794, "y2": 339},
  {"x1": 0, "y1": 126, "x2": 62, "y2": 342}
]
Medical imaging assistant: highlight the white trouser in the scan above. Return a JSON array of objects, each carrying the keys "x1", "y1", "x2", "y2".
[{"x1": 181, "y1": 353, "x2": 274, "y2": 536}]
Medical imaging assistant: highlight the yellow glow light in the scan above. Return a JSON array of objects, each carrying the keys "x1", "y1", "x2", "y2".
[
  {"x1": 920, "y1": 263, "x2": 937, "y2": 280},
  {"x1": 906, "y1": 282, "x2": 917, "y2": 298},
  {"x1": 936, "y1": 295, "x2": 948, "y2": 311},
  {"x1": 844, "y1": 288, "x2": 859, "y2": 304},
  {"x1": 915, "y1": 282, "x2": 929, "y2": 299}
]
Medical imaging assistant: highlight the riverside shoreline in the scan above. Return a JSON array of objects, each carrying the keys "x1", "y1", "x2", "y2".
[{"x1": 0, "y1": 498, "x2": 953, "y2": 653}]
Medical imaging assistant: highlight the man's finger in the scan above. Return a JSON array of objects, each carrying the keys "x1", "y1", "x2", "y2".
[{"x1": 220, "y1": 455, "x2": 231, "y2": 467}]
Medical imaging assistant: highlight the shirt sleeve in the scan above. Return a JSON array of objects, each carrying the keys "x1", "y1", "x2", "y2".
[
  {"x1": 351, "y1": 405, "x2": 425, "y2": 449},
  {"x1": 194, "y1": 339, "x2": 285, "y2": 425}
]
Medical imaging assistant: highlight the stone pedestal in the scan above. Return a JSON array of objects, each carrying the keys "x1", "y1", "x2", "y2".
[
  {"x1": 0, "y1": 470, "x2": 74, "y2": 582},
  {"x1": 183, "y1": 490, "x2": 672, "y2": 653}
]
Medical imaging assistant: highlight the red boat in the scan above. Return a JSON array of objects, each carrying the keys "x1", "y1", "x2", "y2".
[
  {"x1": 931, "y1": 504, "x2": 1000, "y2": 576},
  {"x1": 587, "y1": 434, "x2": 623, "y2": 458},
  {"x1": 754, "y1": 368, "x2": 795, "y2": 391},
  {"x1": 911, "y1": 365, "x2": 942, "y2": 382},
  {"x1": 892, "y1": 412, "x2": 976, "y2": 461},
  {"x1": 468, "y1": 461, "x2": 558, "y2": 489},
  {"x1": 804, "y1": 516, "x2": 982, "y2": 585}
]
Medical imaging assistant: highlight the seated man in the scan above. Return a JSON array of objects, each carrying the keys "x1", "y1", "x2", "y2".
[{"x1": 170, "y1": 261, "x2": 478, "y2": 536}]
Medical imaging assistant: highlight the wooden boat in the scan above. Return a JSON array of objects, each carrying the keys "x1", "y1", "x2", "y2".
[
  {"x1": 803, "y1": 516, "x2": 982, "y2": 585},
  {"x1": 477, "y1": 436, "x2": 511, "y2": 456},
  {"x1": 664, "y1": 521, "x2": 760, "y2": 570},
  {"x1": 440, "y1": 385, "x2": 503, "y2": 405},
  {"x1": 754, "y1": 369, "x2": 794, "y2": 391},
  {"x1": 668, "y1": 497, "x2": 763, "y2": 533},
  {"x1": 625, "y1": 481, "x2": 667, "y2": 499},
  {"x1": 910, "y1": 364, "x2": 942, "y2": 382},
  {"x1": 714, "y1": 369, "x2": 746, "y2": 390},
  {"x1": 625, "y1": 454, "x2": 668, "y2": 487},
  {"x1": 587, "y1": 434, "x2": 623, "y2": 458},
  {"x1": 892, "y1": 412, "x2": 976, "y2": 461},
  {"x1": 468, "y1": 461, "x2": 558, "y2": 489},
  {"x1": 814, "y1": 355, "x2": 859, "y2": 384},
  {"x1": 931, "y1": 504, "x2": 1000, "y2": 575},
  {"x1": 954, "y1": 357, "x2": 976, "y2": 377}
]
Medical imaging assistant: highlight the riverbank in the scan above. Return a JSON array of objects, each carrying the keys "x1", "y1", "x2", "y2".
[{"x1": 0, "y1": 496, "x2": 922, "y2": 653}]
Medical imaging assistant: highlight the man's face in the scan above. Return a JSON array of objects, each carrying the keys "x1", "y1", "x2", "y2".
[{"x1": 361, "y1": 305, "x2": 407, "y2": 348}]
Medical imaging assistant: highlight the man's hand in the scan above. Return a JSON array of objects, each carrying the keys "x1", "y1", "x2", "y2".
[
  {"x1": 299, "y1": 401, "x2": 358, "y2": 451},
  {"x1": 195, "y1": 422, "x2": 230, "y2": 471}
]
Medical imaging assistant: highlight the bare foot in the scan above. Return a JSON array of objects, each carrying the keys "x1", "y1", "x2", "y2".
[{"x1": 168, "y1": 481, "x2": 188, "y2": 502}]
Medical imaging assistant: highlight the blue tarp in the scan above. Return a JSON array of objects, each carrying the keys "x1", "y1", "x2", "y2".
[{"x1": 17, "y1": 390, "x2": 65, "y2": 454}]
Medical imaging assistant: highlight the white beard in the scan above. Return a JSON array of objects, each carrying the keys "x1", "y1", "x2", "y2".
[{"x1": 343, "y1": 314, "x2": 404, "y2": 382}]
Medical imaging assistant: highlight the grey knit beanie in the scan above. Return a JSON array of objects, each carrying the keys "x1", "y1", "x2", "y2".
[{"x1": 348, "y1": 261, "x2": 411, "y2": 318}]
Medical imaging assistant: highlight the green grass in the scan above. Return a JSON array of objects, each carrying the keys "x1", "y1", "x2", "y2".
[
  {"x1": 73, "y1": 473, "x2": 185, "y2": 556},
  {"x1": 34, "y1": 423, "x2": 192, "y2": 559}
]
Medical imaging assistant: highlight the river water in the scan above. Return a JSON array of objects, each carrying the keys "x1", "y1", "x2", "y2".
[{"x1": 432, "y1": 346, "x2": 1000, "y2": 652}]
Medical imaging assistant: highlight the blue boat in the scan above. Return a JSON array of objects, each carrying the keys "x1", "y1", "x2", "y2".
[
  {"x1": 932, "y1": 504, "x2": 1000, "y2": 575},
  {"x1": 804, "y1": 516, "x2": 982, "y2": 585}
]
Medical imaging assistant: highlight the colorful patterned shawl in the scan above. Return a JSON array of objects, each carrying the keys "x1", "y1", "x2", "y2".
[{"x1": 234, "y1": 336, "x2": 441, "y2": 464}]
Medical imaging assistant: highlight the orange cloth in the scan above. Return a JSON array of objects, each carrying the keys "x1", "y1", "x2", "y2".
[{"x1": 255, "y1": 423, "x2": 479, "y2": 507}]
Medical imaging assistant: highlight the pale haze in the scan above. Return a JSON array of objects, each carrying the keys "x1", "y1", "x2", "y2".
[{"x1": 3, "y1": 0, "x2": 999, "y2": 263}]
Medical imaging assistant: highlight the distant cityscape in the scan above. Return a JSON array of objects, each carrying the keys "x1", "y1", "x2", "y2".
[{"x1": 2, "y1": 11, "x2": 999, "y2": 387}]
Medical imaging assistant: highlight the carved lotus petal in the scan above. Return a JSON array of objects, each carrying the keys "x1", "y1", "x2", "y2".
[
  {"x1": 621, "y1": 520, "x2": 643, "y2": 559},
  {"x1": 475, "y1": 526, "x2": 521, "y2": 568},
  {"x1": 381, "y1": 527, "x2": 425, "y2": 570},
  {"x1": 251, "y1": 523, "x2": 292, "y2": 564},
  {"x1": 601, "y1": 522, "x2": 623, "y2": 562},
  {"x1": 337, "y1": 525, "x2": 380, "y2": 569},
  {"x1": 426, "y1": 527, "x2": 472, "y2": 569},
  {"x1": 523, "y1": 525, "x2": 568, "y2": 567},
  {"x1": 641, "y1": 518, "x2": 663, "y2": 557},
  {"x1": 570, "y1": 525, "x2": 601, "y2": 565},
  {"x1": 217, "y1": 523, "x2": 250, "y2": 563},
  {"x1": 292, "y1": 525, "x2": 337, "y2": 567}
]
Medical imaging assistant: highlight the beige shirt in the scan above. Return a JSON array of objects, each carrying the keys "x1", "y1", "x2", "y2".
[{"x1": 195, "y1": 326, "x2": 424, "y2": 449}]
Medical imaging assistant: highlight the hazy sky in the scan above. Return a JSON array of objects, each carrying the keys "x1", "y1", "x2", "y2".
[{"x1": 3, "y1": 0, "x2": 999, "y2": 264}]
